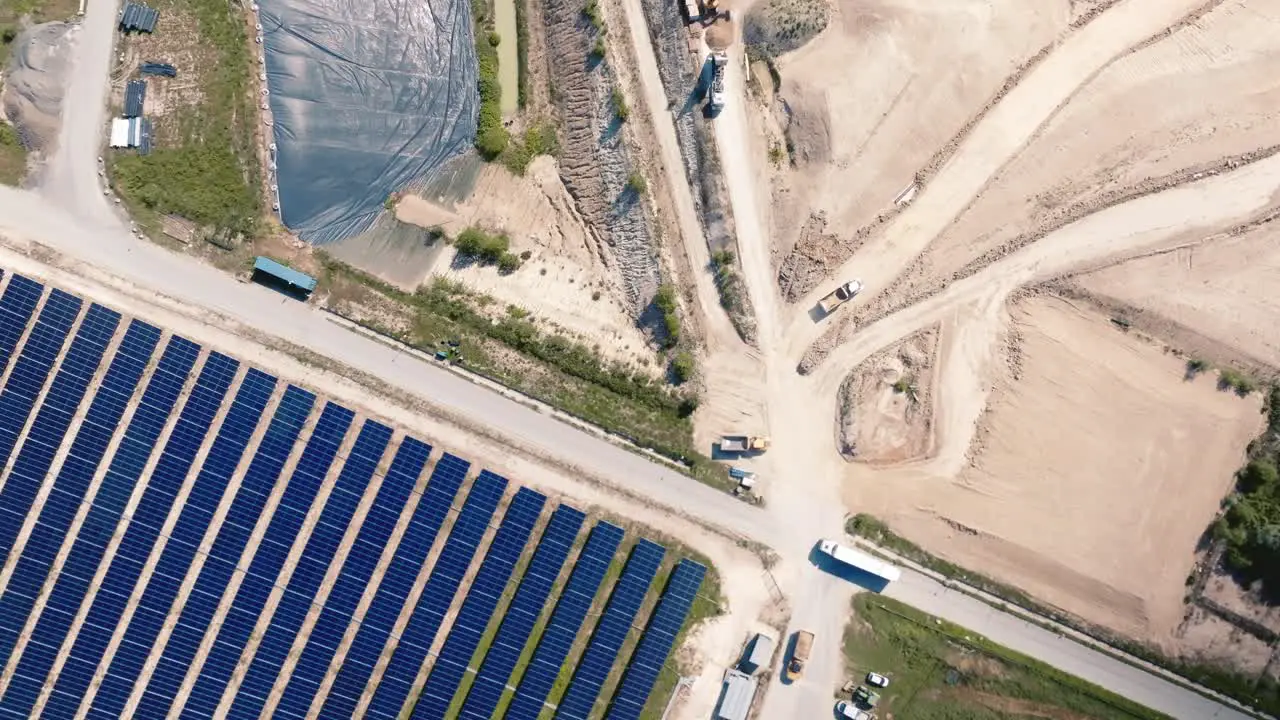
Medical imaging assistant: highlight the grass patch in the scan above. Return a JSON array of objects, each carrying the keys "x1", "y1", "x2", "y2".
[
  {"x1": 654, "y1": 283, "x2": 679, "y2": 349},
  {"x1": 846, "y1": 594, "x2": 1170, "y2": 720},
  {"x1": 110, "y1": 0, "x2": 260, "y2": 237},
  {"x1": 0, "y1": 123, "x2": 25, "y2": 186},
  {"x1": 500, "y1": 120, "x2": 559, "y2": 175},
  {"x1": 454, "y1": 226, "x2": 521, "y2": 272},
  {"x1": 849, "y1": 512, "x2": 1280, "y2": 716},
  {"x1": 1218, "y1": 367, "x2": 1258, "y2": 396}
]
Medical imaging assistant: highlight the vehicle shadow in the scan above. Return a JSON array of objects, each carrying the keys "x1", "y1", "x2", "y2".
[
  {"x1": 808, "y1": 544, "x2": 891, "y2": 593},
  {"x1": 807, "y1": 304, "x2": 828, "y2": 323},
  {"x1": 778, "y1": 631, "x2": 800, "y2": 686}
]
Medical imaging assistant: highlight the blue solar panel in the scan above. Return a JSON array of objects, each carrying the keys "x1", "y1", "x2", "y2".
[
  {"x1": 0, "y1": 297, "x2": 100, "y2": 569},
  {"x1": 85, "y1": 367, "x2": 274, "y2": 720},
  {"x1": 0, "y1": 275, "x2": 43, "y2": 379},
  {"x1": 263, "y1": 440, "x2": 436, "y2": 720},
  {"x1": 460, "y1": 504, "x2": 585, "y2": 719},
  {"x1": 506, "y1": 521, "x2": 624, "y2": 720},
  {"x1": 412, "y1": 486, "x2": 548, "y2": 719},
  {"x1": 363, "y1": 470, "x2": 509, "y2": 720},
  {"x1": 134, "y1": 386, "x2": 317, "y2": 717},
  {"x1": 605, "y1": 559, "x2": 705, "y2": 720},
  {"x1": 554, "y1": 539, "x2": 665, "y2": 720},
  {"x1": 0, "y1": 322, "x2": 171, "y2": 716},
  {"x1": 178, "y1": 412, "x2": 380, "y2": 720},
  {"x1": 312, "y1": 453, "x2": 471, "y2": 720}
]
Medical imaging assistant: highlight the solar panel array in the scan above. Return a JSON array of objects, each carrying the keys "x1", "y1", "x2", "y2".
[{"x1": 0, "y1": 272, "x2": 708, "y2": 720}]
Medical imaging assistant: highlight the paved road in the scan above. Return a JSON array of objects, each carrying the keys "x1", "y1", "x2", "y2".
[{"x1": 2, "y1": 1, "x2": 1257, "y2": 717}]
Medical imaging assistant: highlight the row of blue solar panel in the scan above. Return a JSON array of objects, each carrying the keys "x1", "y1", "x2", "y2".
[{"x1": 0, "y1": 272, "x2": 704, "y2": 720}]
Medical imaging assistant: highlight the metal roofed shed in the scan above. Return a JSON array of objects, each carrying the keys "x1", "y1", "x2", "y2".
[
  {"x1": 123, "y1": 80, "x2": 146, "y2": 118},
  {"x1": 119, "y1": 1, "x2": 159, "y2": 32},
  {"x1": 739, "y1": 633, "x2": 773, "y2": 674},
  {"x1": 251, "y1": 256, "x2": 317, "y2": 298},
  {"x1": 715, "y1": 669, "x2": 756, "y2": 720}
]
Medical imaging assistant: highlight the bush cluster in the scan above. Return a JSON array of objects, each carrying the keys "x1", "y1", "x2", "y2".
[
  {"x1": 583, "y1": 0, "x2": 604, "y2": 31},
  {"x1": 454, "y1": 226, "x2": 521, "y2": 272},
  {"x1": 625, "y1": 171, "x2": 647, "y2": 195},
  {"x1": 671, "y1": 351, "x2": 694, "y2": 384},
  {"x1": 655, "y1": 283, "x2": 679, "y2": 348},
  {"x1": 1216, "y1": 389, "x2": 1280, "y2": 599},
  {"x1": 1219, "y1": 367, "x2": 1257, "y2": 396},
  {"x1": 710, "y1": 249, "x2": 745, "y2": 313},
  {"x1": 514, "y1": 0, "x2": 530, "y2": 107}
]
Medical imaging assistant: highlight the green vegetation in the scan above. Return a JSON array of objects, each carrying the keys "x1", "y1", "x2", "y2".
[
  {"x1": 1216, "y1": 388, "x2": 1280, "y2": 593},
  {"x1": 0, "y1": 123, "x2": 24, "y2": 186},
  {"x1": 488, "y1": 29, "x2": 502, "y2": 46},
  {"x1": 850, "y1": 512, "x2": 1280, "y2": 716},
  {"x1": 592, "y1": 35, "x2": 606, "y2": 60},
  {"x1": 111, "y1": 0, "x2": 260, "y2": 237},
  {"x1": 454, "y1": 226, "x2": 522, "y2": 272},
  {"x1": 767, "y1": 141, "x2": 785, "y2": 166},
  {"x1": 514, "y1": 0, "x2": 530, "y2": 107},
  {"x1": 625, "y1": 171, "x2": 647, "y2": 196},
  {"x1": 1185, "y1": 358, "x2": 1209, "y2": 378},
  {"x1": 710, "y1": 249, "x2": 746, "y2": 317},
  {"x1": 475, "y1": 16, "x2": 509, "y2": 159},
  {"x1": 611, "y1": 87, "x2": 630, "y2": 122},
  {"x1": 583, "y1": 0, "x2": 605, "y2": 32},
  {"x1": 500, "y1": 120, "x2": 559, "y2": 175},
  {"x1": 742, "y1": 0, "x2": 830, "y2": 58},
  {"x1": 671, "y1": 351, "x2": 694, "y2": 385},
  {"x1": 1218, "y1": 367, "x2": 1258, "y2": 396},
  {"x1": 845, "y1": 594, "x2": 1169, "y2": 720},
  {"x1": 654, "y1": 283, "x2": 679, "y2": 348},
  {"x1": 319, "y1": 260, "x2": 720, "y2": 486}
]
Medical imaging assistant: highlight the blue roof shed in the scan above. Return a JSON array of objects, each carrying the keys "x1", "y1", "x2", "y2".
[{"x1": 253, "y1": 256, "x2": 317, "y2": 292}]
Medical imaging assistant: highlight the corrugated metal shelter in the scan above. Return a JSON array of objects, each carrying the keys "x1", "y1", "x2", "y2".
[
  {"x1": 138, "y1": 118, "x2": 154, "y2": 155},
  {"x1": 140, "y1": 62, "x2": 177, "y2": 77},
  {"x1": 123, "y1": 80, "x2": 146, "y2": 118},
  {"x1": 715, "y1": 669, "x2": 756, "y2": 720},
  {"x1": 109, "y1": 119, "x2": 131, "y2": 148},
  {"x1": 119, "y1": 2, "x2": 159, "y2": 32},
  {"x1": 740, "y1": 633, "x2": 773, "y2": 674},
  {"x1": 253, "y1": 257, "x2": 318, "y2": 294}
]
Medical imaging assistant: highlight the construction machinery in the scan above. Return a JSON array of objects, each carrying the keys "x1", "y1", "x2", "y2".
[
  {"x1": 709, "y1": 51, "x2": 728, "y2": 110},
  {"x1": 818, "y1": 279, "x2": 864, "y2": 314}
]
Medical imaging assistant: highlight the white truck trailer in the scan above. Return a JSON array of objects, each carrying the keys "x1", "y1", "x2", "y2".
[{"x1": 819, "y1": 540, "x2": 902, "y2": 584}]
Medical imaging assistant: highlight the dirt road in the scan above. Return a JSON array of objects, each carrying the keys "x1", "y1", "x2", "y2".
[{"x1": 785, "y1": 0, "x2": 1212, "y2": 359}]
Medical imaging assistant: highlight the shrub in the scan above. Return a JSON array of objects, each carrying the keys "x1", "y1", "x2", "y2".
[
  {"x1": 501, "y1": 120, "x2": 559, "y2": 175},
  {"x1": 1, "y1": 26, "x2": 16, "y2": 44},
  {"x1": 672, "y1": 351, "x2": 695, "y2": 384},
  {"x1": 655, "y1": 283, "x2": 679, "y2": 348},
  {"x1": 488, "y1": 30, "x2": 501, "y2": 46},
  {"x1": 592, "y1": 35, "x2": 606, "y2": 59},
  {"x1": 611, "y1": 87, "x2": 630, "y2": 122},
  {"x1": 583, "y1": 0, "x2": 604, "y2": 31},
  {"x1": 475, "y1": 27, "x2": 509, "y2": 158},
  {"x1": 455, "y1": 226, "x2": 511, "y2": 265},
  {"x1": 1219, "y1": 368, "x2": 1257, "y2": 396},
  {"x1": 498, "y1": 252, "x2": 522, "y2": 274},
  {"x1": 626, "y1": 171, "x2": 647, "y2": 195}
]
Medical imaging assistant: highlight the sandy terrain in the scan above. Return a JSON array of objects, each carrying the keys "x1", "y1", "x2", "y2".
[
  {"x1": 1075, "y1": 220, "x2": 1280, "y2": 371},
  {"x1": 837, "y1": 0, "x2": 1280, "y2": 336},
  {"x1": 772, "y1": 0, "x2": 1069, "y2": 298},
  {"x1": 849, "y1": 296, "x2": 1263, "y2": 637}
]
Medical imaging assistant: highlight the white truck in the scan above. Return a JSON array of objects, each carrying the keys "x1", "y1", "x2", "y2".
[
  {"x1": 719, "y1": 435, "x2": 769, "y2": 453},
  {"x1": 818, "y1": 279, "x2": 863, "y2": 314},
  {"x1": 819, "y1": 539, "x2": 902, "y2": 584},
  {"x1": 709, "y1": 52, "x2": 728, "y2": 110}
]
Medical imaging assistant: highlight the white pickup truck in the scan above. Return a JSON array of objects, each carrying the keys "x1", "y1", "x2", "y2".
[{"x1": 818, "y1": 280, "x2": 863, "y2": 314}]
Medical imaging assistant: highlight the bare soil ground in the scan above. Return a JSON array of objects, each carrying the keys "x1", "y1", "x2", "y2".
[
  {"x1": 837, "y1": 326, "x2": 936, "y2": 464},
  {"x1": 772, "y1": 0, "x2": 1068, "y2": 299},
  {"x1": 848, "y1": 296, "x2": 1263, "y2": 638},
  {"x1": 1074, "y1": 219, "x2": 1280, "y2": 371},
  {"x1": 839, "y1": 0, "x2": 1280, "y2": 331}
]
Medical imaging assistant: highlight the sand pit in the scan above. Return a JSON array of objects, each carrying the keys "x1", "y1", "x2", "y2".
[
  {"x1": 838, "y1": 327, "x2": 937, "y2": 464},
  {"x1": 849, "y1": 296, "x2": 1263, "y2": 637},
  {"x1": 1075, "y1": 221, "x2": 1280, "y2": 371}
]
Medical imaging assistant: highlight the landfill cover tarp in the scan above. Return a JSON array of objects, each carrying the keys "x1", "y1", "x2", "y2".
[{"x1": 258, "y1": 0, "x2": 478, "y2": 245}]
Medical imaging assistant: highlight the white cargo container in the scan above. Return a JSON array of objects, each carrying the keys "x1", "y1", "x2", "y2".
[{"x1": 819, "y1": 540, "x2": 902, "y2": 583}]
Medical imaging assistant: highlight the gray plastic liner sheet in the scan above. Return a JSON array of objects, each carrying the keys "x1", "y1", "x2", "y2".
[{"x1": 259, "y1": 0, "x2": 478, "y2": 244}]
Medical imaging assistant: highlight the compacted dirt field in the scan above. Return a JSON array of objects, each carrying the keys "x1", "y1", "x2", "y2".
[{"x1": 848, "y1": 296, "x2": 1264, "y2": 638}]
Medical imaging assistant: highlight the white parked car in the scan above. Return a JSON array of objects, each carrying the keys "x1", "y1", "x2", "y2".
[
  {"x1": 866, "y1": 671, "x2": 889, "y2": 688},
  {"x1": 835, "y1": 700, "x2": 870, "y2": 720}
]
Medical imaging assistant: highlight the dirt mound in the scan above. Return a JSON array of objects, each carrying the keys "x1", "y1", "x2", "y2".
[
  {"x1": 780, "y1": 82, "x2": 829, "y2": 167},
  {"x1": 836, "y1": 326, "x2": 937, "y2": 463},
  {"x1": 743, "y1": 0, "x2": 830, "y2": 57},
  {"x1": 3, "y1": 21, "x2": 74, "y2": 163},
  {"x1": 776, "y1": 211, "x2": 863, "y2": 302}
]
